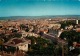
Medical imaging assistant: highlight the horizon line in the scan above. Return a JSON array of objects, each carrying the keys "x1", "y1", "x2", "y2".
[{"x1": 0, "y1": 15, "x2": 80, "y2": 17}]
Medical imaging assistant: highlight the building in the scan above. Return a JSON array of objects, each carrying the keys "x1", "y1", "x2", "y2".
[
  {"x1": 76, "y1": 20, "x2": 78, "y2": 24},
  {"x1": 3, "y1": 38, "x2": 31, "y2": 52},
  {"x1": 57, "y1": 29, "x2": 63, "y2": 37}
]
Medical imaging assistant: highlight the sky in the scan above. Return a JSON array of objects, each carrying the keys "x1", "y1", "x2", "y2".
[{"x1": 0, "y1": 0, "x2": 80, "y2": 17}]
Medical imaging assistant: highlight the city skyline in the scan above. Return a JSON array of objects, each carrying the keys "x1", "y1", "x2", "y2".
[{"x1": 0, "y1": 0, "x2": 80, "y2": 17}]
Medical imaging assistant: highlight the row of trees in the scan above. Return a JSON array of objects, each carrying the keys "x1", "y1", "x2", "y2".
[
  {"x1": 60, "y1": 30, "x2": 80, "y2": 56},
  {"x1": 60, "y1": 20, "x2": 76, "y2": 29},
  {"x1": 0, "y1": 32, "x2": 22, "y2": 43},
  {"x1": 0, "y1": 45, "x2": 16, "y2": 53},
  {"x1": 60, "y1": 30, "x2": 80, "y2": 44}
]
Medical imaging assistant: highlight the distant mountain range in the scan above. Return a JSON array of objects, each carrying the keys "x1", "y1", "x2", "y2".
[{"x1": 0, "y1": 15, "x2": 80, "y2": 20}]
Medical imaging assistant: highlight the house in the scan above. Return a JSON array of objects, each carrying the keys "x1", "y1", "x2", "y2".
[
  {"x1": 75, "y1": 28, "x2": 80, "y2": 32},
  {"x1": 48, "y1": 24, "x2": 61, "y2": 29},
  {"x1": 73, "y1": 42, "x2": 80, "y2": 47},
  {"x1": 3, "y1": 38, "x2": 31, "y2": 52},
  {"x1": 21, "y1": 30, "x2": 39, "y2": 38},
  {"x1": 76, "y1": 43, "x2": 80, "y2": 47},
  {"x1": 65, "y1": 25, "x2": 73, "y2": 30}
]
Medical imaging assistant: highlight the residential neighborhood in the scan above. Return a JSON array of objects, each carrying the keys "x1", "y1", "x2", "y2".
[{"x1": 0, "y1": 18, "x2": 80, "y2": 56}]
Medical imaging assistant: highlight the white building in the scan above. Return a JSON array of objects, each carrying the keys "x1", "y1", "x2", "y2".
[
  {"x1": 21, "y1": 30, "x2": 39, "y2": 38},
  {"x1": 76, "y1": 20, "x2": 78, "y2": 24},
  {"x1": 48, "y1": 24, "x2": 61, "y2": 29},
  {"x1": 57, "y1": 29, "x2": 63, "y2": 37}
]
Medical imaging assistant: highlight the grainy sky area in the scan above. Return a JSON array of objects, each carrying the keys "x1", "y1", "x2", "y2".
[{"x1": 0, "y1": 0, "x2": 80, "y2": 17}]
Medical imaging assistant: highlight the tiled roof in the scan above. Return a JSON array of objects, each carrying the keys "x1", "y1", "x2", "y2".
[
  {"x1": 3, "y1": 38, "x2": 31, "y2": 47},
  {"x1": 76, "y1": 43, "x2": 80, "y2": 47},
  {"x1": 11, "y1": 39, "x2": 23, "y2": 44}
]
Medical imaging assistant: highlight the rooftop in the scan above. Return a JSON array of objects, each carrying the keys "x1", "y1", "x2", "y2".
[{"x1": 3, "y1": 38, "x2": 31, "y2": 47}]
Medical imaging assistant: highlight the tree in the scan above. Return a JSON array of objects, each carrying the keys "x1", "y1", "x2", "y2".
[
  {"x1": 60, "y1": 20, "x2": 76, "y2": 29},
  {"x1": 60, "y1": 29, "x2": 80, "y2": 55},
  {"x1": 25, "y1": 28, "x2": 29, "y2": 32},
  {"x1": 0, "y1": 39, "x2": 3, "y2": 45},
  {"x1": 13, "y1": 33, "x2": 22, "y2": 38},
  {"x1": 26, "y1": 36, "x2": 55, "y2": 56},
  {"x1": 39, "y1": 31, "x2": 44, "y2": 36}
]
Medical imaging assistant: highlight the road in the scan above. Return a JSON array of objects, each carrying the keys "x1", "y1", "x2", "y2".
[{"x1": 43, "y1": 33, "x2": 67, "y2": 45}]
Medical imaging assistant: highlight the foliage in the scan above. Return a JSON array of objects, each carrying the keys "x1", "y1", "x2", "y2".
[
  {"x1": 25, "y1": 28, "x2": 29, "y2": 32},
  {"x1": 0, "y1": 45, "x2": 16, "y2": 53},
  {"x1": 12, "y1": 33, "x2": 22, "y2": 38},
  {"x1": 26, "y1": 36, "x2": 56, "y2": 56},
  {"x1": 60, "y1": 20, "x2": 76, "y2": 29},
  {"x1": 39, "y1": 31, "x2": 44, "y2": 36},
  {"x1": 0, "y1": 39, "x2": 3, "y2": 45},
  {"x1": 60, "y1": 30, "x2": 80, "y2": 46}
]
